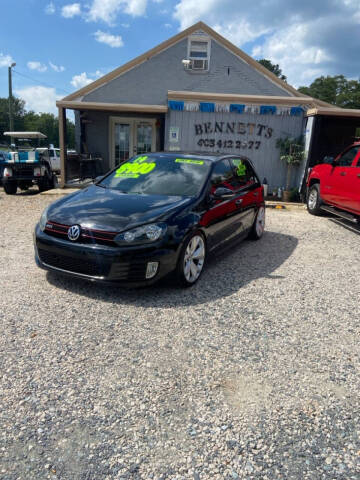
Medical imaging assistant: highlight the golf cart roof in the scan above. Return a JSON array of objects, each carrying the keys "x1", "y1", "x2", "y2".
[{"x1": 3, "y1": 131, "x2": 47, "y2": 139}]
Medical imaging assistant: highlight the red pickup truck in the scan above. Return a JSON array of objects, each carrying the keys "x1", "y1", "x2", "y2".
[{"x1": 306, "y1": 141, "x2": 360, "y2": 224}]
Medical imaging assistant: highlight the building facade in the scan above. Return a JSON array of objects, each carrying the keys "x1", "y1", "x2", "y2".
[{"x1": 57, "y1": 22, "x2": 328, "y2": 189}]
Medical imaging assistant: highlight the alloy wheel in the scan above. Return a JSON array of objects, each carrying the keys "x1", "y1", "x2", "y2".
[
  {"x1": 256, "y1": 206, "x2": 265, "y2": 237},
  {"x1": 308, "y1": 188, "x2": 318, "y2": 210},
  {"x1": 183, "y1": 234, "x2": 205, "y2": 283}
]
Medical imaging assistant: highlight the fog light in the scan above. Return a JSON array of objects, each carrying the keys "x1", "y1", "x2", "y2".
[{"x1": 146, "y1": 261, "x2": 159, "y2": 279}]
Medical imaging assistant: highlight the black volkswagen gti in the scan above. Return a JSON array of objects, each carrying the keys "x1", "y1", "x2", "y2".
[{"x1": 34, "y1": 152, "x2": 265, "y2": 287}]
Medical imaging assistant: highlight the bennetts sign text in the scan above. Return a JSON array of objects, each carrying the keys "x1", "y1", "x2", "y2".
[
  {"x1": 194, "y1": 121, "x2": 273, "y2": 151},
  {"x1": 194, "y1": 121, "x2": 273, "y2": 138}
]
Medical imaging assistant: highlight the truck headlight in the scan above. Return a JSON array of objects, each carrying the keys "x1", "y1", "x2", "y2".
[
  {"x1": 3, "y1": 167, "x2": 13, "y2": 177},
  {"x1": 39, "y1": 207, "x2": 49, "y2": 232},
  {"x1": 114, "y1": 223, "x2": 167, "y2": 245}
]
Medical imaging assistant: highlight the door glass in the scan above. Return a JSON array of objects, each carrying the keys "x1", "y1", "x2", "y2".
[
  {"x1": 230, "y1": 158, "x2": 258, "y2": 187},
  {"x1": 136, "y1": 124, "x2": 152, "y2": 155},
  {"x1": 115, "y1": 124, "x2": 130, "y2": 165},
  {"x1": 338, "y1": 147, "x2": 359, "y2": 166},
  {"x1": 210, "y1": 160, "x2": 237, "y2": 192}
]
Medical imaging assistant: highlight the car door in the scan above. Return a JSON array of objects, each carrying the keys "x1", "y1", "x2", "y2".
[
  {"x1": 341, "y1": 152, "x2": 360, "y2": 213},
  {"x1": 228, "y1": 157, "x2": 261, "y2": 233},
  {"x1": 325, "y1": 146, "x2": 360, "y2": 206},
  {"x1": 200, "y1": 159, "x2": 243, "y2": 251}
]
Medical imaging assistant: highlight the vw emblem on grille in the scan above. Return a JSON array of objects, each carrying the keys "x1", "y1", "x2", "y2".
[{"x1": 68, "y1": 225, "x2": 81, "y2": 241}]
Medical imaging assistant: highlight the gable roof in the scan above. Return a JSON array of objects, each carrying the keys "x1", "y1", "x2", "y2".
[{"x1": 62, "y1": 21, "x2": 335, "y2": 108}]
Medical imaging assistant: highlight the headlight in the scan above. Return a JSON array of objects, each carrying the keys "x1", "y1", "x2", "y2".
[
  {"x1": 114, "y1": 223, "x2": 167, "y2": 245},
  {"x1": 39, "y1": 206, "x2": 49, "y2": 232}
]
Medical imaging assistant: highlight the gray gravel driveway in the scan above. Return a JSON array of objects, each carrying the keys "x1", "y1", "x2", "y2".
[{"x1": 0, "y1": 189, "x2": 359, "y2": 479}]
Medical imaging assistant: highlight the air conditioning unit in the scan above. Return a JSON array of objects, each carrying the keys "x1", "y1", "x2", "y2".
[{"x1": 190, "y1": 59, "x2": 208, "y2": 70}]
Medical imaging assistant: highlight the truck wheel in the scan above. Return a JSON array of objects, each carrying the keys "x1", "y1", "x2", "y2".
[
  {"x1": 51, "y1": 174, "x2": 59, "y2": 189},
  {"x1": 307, "y1": 184, "x2": 323, "y2": 216},
  {"x1": 3, "y1": 181, "x2": 17, "y2": 195},
  {"x1": 38, "y1": 177, "x2": 50, "y2": 193}
]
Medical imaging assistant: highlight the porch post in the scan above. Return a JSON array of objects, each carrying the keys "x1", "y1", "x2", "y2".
[{"x1": 58, "y1": 107, "x2": 67, "y2": 188}]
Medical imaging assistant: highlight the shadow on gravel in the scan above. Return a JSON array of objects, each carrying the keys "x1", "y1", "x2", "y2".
[
  {"x1": 46, "y1": 231, "x2": 298, "y2": 307},
  {"x1": 0, "y1": 186, "x2": 40, "y2": 196}
]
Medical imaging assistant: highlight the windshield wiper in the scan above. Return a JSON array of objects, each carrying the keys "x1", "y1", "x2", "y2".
[{"x1": 96, "y1": 183, "x2": 106, "y2": 189}]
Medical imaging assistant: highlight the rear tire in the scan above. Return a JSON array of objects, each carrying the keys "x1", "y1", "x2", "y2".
[
  {"x1": 248, "y1": 205, "x2": 265, "y2": 240},
  {"x1": 38, "y1": 177, "x2": 50, "y2": 193},
  {"x1": 51, "y1": 174, "x2": 58, "y2": 189},
  {"x1": 3, "y1": 181, "x2": 17, "y2": 195},
  {"x1": 307, "y1": 184, "x2": 323, "y2": 215},
  {"x1": 175, "y1": 231, "x2": 206, "y2": 287}
]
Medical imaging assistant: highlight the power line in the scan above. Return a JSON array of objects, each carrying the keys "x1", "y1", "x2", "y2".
[{"x1": 12, "y1": 70, "x2": 71, "y2": 95}]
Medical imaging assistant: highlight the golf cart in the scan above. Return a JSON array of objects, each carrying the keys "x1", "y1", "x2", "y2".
[{"x1": 2, "y1": 132, "x2": 58, "y2": 194}]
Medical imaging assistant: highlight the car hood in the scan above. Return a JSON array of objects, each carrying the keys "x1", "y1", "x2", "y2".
[{"x1": 48, "y1": 185, "x2": 192, "y2": 231}]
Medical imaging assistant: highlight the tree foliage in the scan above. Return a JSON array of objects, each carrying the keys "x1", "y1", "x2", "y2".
[
  {"x1": 298, "y1": 75, "x2": 360, "y2": 109},
  {"x1": 257, "y1": 59, "x2": 287, "y2": 81},
  {"x1": 0, "y1": 96, "x2": 75, "y2": 148}
]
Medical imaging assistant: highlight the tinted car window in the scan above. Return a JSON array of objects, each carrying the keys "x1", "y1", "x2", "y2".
[
  {"x1": 210, "y1": 160, "x2": 233, "y2": 187},
  {"x1": 99, "y1": 155, "x2": 211, "y2": 197},
  {"x1": 338, "y1": 147, "x2": 359, "y2": 166},
  {"x1": 230, "y1": 158, "x2": 258, "y2": 187}
]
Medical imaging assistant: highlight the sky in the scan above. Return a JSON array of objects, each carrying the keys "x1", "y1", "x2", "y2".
[{"x1": 1, "y1": 0, "x2": 360, "y2": 116}]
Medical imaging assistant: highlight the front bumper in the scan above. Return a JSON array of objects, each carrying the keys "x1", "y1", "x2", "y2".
[{"x1": 34, "y1": 224, "x2": 180, "y2": 286}]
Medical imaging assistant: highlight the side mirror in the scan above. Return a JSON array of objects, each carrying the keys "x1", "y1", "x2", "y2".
[{"x1": 213, "y1": 187, "x2": 235, "y2": 200}]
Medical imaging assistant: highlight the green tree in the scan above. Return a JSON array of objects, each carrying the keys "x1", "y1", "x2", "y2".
[
  {"x1": 298, "y1": 75, "x2": 360, "y2": 109},
  {"x1": 0, "y1": 96, "x2": 75, "y2": 148},
  {"x1": 258, "y1": 59, "x2": 287, "y2": 81},
  {"x1": 0, "y1": 97, "x2": 26, "y2": 145}
]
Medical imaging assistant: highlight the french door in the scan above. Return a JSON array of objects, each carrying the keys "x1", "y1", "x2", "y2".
[{"x1": 110, "y1": 117, "x2": 156, "y2": 168}]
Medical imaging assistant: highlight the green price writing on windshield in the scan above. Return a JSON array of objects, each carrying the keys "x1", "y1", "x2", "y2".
[
  {"x1": 175, "y1": 158, "x2": 204, "y2": 165},
  {"x1": 115, "y1": 155, "x2": 156, "y2": 178}
]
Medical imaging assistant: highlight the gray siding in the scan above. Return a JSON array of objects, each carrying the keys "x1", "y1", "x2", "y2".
[
  {"x1": 165, "y1": 111, "x2": 304, "y2": 190},
  {"x1": 84, "y1": 38, "x2": 291, "y2": 105}
]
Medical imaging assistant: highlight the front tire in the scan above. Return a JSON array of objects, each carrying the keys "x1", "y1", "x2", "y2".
[
  {"x1": 3, "y1": 181, "x2": 17, "y2": 195},
  {"x1": 307, "y1": 184, "x2": 323, "y2": 215},
  {"x1": 249, "y1": 205, "x2": 265, "y2": 240},
  {"x1": 176, "y1": 232, "x2": 206, "y2": 287}
]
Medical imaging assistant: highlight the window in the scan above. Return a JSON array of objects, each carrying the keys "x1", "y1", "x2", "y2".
[
  {"x1": 338, "y1": 146, "x2": 360, "y2": 167},
  {"x1": 229, "y1": 158, "x2": 259, "y2": 187},
  {"x1": 187, "y1": 36, "x2": 210, "y2": 71},
  {"x1": 210, "y1": 160, "x2": 242, "y2": 193}
]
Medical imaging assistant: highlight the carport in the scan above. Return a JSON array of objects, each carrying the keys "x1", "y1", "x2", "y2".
[{"x1": 299, "y1": 107, "x2": 360, "y2": 194}]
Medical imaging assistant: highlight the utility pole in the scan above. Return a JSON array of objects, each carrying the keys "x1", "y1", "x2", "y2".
[{"x1": 8, "y1": 62, "x2": 16, "y2": 147}]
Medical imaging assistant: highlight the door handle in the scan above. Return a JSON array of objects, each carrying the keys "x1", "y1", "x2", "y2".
[
  {"x1": 253, "y1": 191, "x2": 259, "y2": 196},
  {"x1": 340, "y1": 172, "x2": 346, "y2": 176},
  {"x1": 357, "y1": 174, "x2": 360, "y2": 178},
  {"x1": 235, "y1": 199, "x2": 243, "y2": 206}
]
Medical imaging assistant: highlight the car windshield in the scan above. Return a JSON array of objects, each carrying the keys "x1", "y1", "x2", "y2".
[{"x1": 98, "y1": 154, "x2": 212, "y2": 197}]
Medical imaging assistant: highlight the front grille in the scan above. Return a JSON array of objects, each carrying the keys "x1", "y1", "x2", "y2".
[
  {"x1": 14, "y1": 165, "x2": 34, "y2": 177},
  {"x1": 38, "y1": 248, "x2": 109, "y2": 277},
  {"x1": 45, "y1": 221, "x2": 118, "y2": 246}
]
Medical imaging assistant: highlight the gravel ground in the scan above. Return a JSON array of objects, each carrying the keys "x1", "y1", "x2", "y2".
[{"x1": 0, "y1": 187, "x2": 359, "y2": 480}]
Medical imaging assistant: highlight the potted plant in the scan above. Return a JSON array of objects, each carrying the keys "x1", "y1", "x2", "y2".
[{"x1": 276, "y1": 136, "x2": 305, "y2": 202}]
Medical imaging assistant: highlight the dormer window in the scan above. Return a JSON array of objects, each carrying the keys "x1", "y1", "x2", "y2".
[{"x1": 187, "y1": 35, "x2": 211, "y2": 71}]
